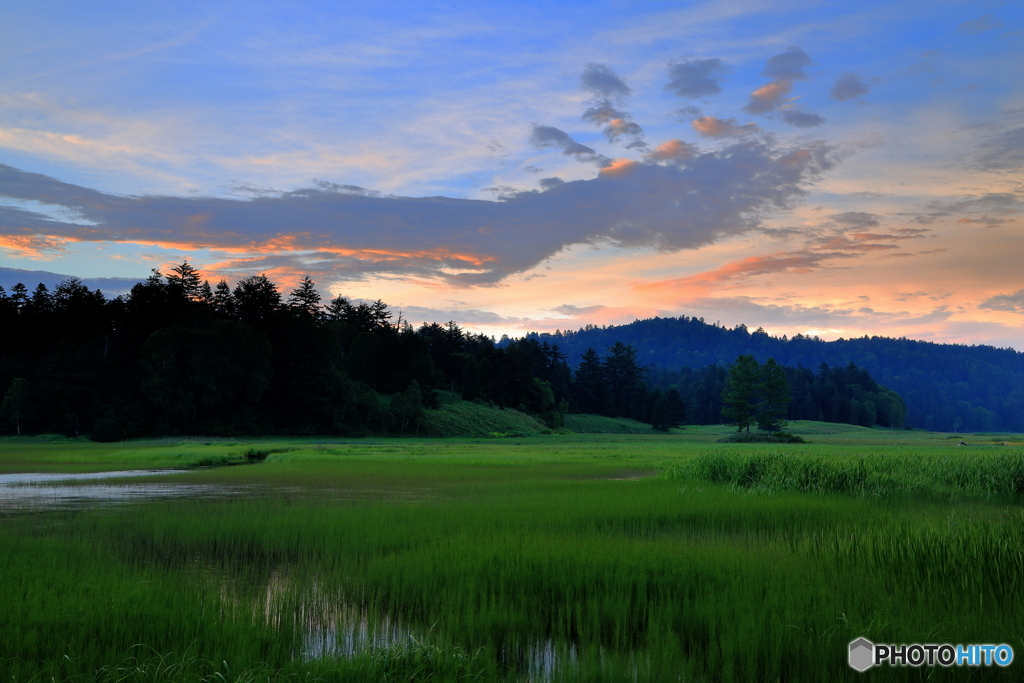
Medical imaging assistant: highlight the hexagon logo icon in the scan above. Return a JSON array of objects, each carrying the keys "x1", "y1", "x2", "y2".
[{"x1": 849, "y1": 638, "x2": 874, "y2": 672}]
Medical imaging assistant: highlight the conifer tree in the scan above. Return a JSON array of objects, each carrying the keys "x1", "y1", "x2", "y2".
[
  {"x1": 166, "y1": 261, "x2": 203, "y2": 300},
  {"x1": 233, "y1": 274, "x2": 280, "y2": 327},
  {"x1": 604, "y1": 342, "x2": 644, "y2": 418},
  {"x1": 288, "y1": 275, "x2": 323, "y2": 318},
  {"x1": 757, "y1": 357, "x2": 791, "y2": 431},
  {"x1": 198, "y1": 280, "x2": 214, "y2": 306},
  {"x1": 721, "y1": 354, "x2": 760, "y2": 432},
  {"x1": 211, "y1": 280, "x2": 235, "y2": 316},
  {"x1": 9, "y1": 283, "x2": 28, "y2": 311},
  {"x1": 326, "y1": 294, "x2": 354, "y2": 322},
  {"x1": 573, "y1": 347, "x2": 612, "y2": 414}
]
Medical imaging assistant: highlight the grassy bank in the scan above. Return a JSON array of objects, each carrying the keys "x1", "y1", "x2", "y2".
[{"x1": 2, "y1": 427, "x2": 1023, "y2": 681}]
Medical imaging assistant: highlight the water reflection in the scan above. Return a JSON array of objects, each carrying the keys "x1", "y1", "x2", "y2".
[
  {"x1": 301, "y1": 605, "x2": 415, "y2": 659},
  {"x1": 0, "y1": 469, "x2": 226, "y2": 511},
  {"x1": 0, "y1": 469, "x2": 185, "y2": 485}
]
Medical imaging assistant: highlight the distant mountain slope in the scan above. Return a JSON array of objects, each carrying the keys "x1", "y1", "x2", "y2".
[{"x1": 523, "y1": 317, "x2": 1024, "y2": 432}]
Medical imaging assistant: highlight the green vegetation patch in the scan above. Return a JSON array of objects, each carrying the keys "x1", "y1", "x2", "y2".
[
  {"x1": 563, "y1": 413, "x2": 658, "y2": 434},
  {"x1": 669, "y1": 447, "x2": 1024, "y2": 497},
  {"x1": 419, "y1": 400, "x2": 546, "y2": 438},
  {"x1": 5, "y1": 433, "x2": 1024, "y2": 682},
  {"x1": 717, "y1": 430, "x2": 806, "y2": 443}
]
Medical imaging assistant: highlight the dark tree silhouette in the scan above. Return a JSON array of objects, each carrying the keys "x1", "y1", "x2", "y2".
[
  {"x1": 288, "y1": 276, "x2": 323, "y2": 318},
  {"x1": 1, "y1": 378, "x2": 29, "y2": 435},
  {"x1": 757, "y1": 358, "x2": 791, "y2": 431},
  {"x1": 721, "y1": 355, "x2": 760, "y2": 433}
]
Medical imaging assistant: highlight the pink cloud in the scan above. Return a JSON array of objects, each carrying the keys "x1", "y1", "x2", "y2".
[{"x1": 690, "y1": 116, "x2": 758, "y2": 138}]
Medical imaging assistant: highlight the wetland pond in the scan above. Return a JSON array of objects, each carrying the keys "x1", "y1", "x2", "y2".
[
  {"x1": 0, "y1": 467, "x2": 580, "y2": 679},
  {"x1": 0, "y1": 469, "x2": 253, "y2": 511}
]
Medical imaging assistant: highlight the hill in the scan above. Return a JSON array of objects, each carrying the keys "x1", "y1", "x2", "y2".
[{"x1": 523, "y1": 317, "x2": 1024, "y2": 432}]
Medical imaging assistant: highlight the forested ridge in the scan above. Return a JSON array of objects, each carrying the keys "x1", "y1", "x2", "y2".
[
  {"x1": 1, "y1": 265, "x2": 907, "y2": 438},
  {"x1": 0, "y1": 265, "x2": 573, "y2": 439},
  {"x1": 524, "y1": 316, "x2": 1024, "y2": 432}
]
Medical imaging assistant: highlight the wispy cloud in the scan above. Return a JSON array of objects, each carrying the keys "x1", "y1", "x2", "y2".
[
  {"x1": 579, "y1": 64, "x2": 646, "y2": 148},
  {"x1": 690, "y1": 116, "x2": 758, "y2": 138},
  {"x1": 665, "y1": 58, "x2": 726, "y2": 98},
  {"x1": 634, "y1": 250, "x2": 854, "y2": 296},
  {"x1": 979, "y1": 289, "x2": 1024, "y2": 313},
  {"x1": 528, "y1": 124, "x2": 605, "y2": 164},
  {"x1": 830, "y1": 73, "x2": 870, "y2": 101},
  {"x1": 957, "y1": 15, "x2": 1005, "y2": 35},
  {"x1": 780, "y1": 110, "x2": 826, "y2": 128},
  {"x1": 742, "y1": 47, "x2": 825, "y2": 128},
  {"x1": 974, "y1": 126, "x2": 1024, "y2": 172}
]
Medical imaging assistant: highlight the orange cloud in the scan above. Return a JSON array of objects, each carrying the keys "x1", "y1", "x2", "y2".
[
  {"x1": 751, "y1": 81, "x2": 791, "y2": 102},
  {"x1": 114, "y1": 232, "x2": 496, "y2": 269},
  {"x1": 814, "y1": 236, "x2": 897, "y2": 251},
  {"x1": 599, "y1": 158, "x2": 639, "y2": 177},
  {"x1": 634, "y1": 251, "x2": 848, "y2": 296},
  {"x1": 744, "y1": 80, "x2": 793, "y2": 114},
  {"x1": 691, "y1": 116, "x2": 758, "y2": 138},
  {"x1": 645, "y1": 139, "x2": 695, "y2": 163},
  {"x1": 0, "y1": 234, "x2": 68, "y2": 258}
]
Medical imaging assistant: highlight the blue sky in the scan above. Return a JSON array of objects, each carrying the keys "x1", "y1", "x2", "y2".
[{"x1": 1, "y1": 0, "x2": 1022, "y2": 345}]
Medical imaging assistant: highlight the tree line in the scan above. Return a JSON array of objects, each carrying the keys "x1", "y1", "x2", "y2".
[
  {"x1": 0, "y1": 264, "x2": 571, "y2": 439},
  {"x1": 524, "y1": 316, "x2": 1019, "y2": 431},
  {"x1": 0, "y1": 265, "x2": 902, "y2": 438},
  {"x1": 645, "y1": 358, "x2": 906, "y2": 429}
]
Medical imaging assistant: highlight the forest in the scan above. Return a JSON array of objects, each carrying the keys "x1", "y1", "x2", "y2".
[
  {"x1": 0, "y1": 264, "x2": 903, "y2": 438},
  {"x1": 525, "y1": 316, "x2": 1024, "y2": 432}
]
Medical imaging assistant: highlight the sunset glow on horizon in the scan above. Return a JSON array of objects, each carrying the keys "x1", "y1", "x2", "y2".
[{"x1": 1, "y1": 1, "x2": 1022, "y2": 346}]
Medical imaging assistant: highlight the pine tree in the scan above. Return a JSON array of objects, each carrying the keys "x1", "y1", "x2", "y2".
[
  {"x1": 211, "y1": 280, "x2": 235, "y2": 317},
  {"x1": 721, "y1": 355, "x2": 760, "y2": 432},
  {"x1": 326, "y1": 295, "x2": 354, "y2": 322},
  {"x1": 166, "y1": 261, "x2": 203, "y2": 300},
  {"x1": 604, "y1": 342, "x2": 644, "y2": 418},
  {"x1": 28, "y1": 283, "x2": 54, "y2": 314},
  {"x1": 9, "y1": 283, "x2": 28, "y2": 311},
  {"x1": 573, "y1": 347, "x2": 612, "y2": 414},
  {"x1": 288, "y1": 275, "x2": 323, "y2": 318},
  {"x1": 233, "y1": 274, "x2": 280, "y2": 326},
  {"x1": 371, "y1": 300, "x2": 393, "y2": 327},
  {"x1": 757, "y1": 358, "x2": 791, "y2": 431},
  {"x1": 198, "y1": 280, "x2": 214, "y2": 306}
]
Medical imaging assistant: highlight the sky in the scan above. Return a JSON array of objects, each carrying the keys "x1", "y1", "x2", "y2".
[{"x1": 1, "y1": 0, "x2": 1022, "y2": 346}]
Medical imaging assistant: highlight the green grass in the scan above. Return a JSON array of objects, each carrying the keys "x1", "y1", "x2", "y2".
[
  {"x1": 419, "y1": 399, "x2": 547, "y2": 437},
  {"x1": 563, "y1": 414, "x2": 659, "y2": 434},
  {"x1": 3, "y1": 425, "x2": 1024, "y2": 681}
]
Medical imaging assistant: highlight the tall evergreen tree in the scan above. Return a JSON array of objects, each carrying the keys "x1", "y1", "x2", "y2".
[
  {"x1": 166, "y1": 261, "x2": 203, "y2": 301},
  {"x1": 211, "y1": 280, "x2": 235, "y2": 317},
  {"x1": 233, "y1": 274, "x2": 281, "y2": 327},
  {"x1": 757, "y1": 358, "x2": 791, "y2": 431},
  {"x1": 603, "y1": 342, "x2": 644, "y2": 418},
  {"x1": 288, "y1": 275, "x2": 323, "y2": 318},
  {"x1": 573, "y1": 347, "x2": 612, "y2": 414},
  {"x1": 326, "y1": 295, "x2": 354, "y2": 321},
  {"x1": 721, "y1": 355, "x2": 760, "y2": 432},
  {"x1": 28, "y1": 283, "x2": 54, "y2": 315},
  {"x1": 9, "y1": 283, "x2": 28, "y2": 311}
]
